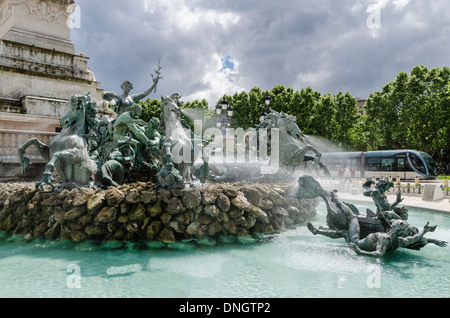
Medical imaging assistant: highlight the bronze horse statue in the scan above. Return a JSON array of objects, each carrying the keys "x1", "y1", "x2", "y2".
[
  {"x1": 159, "y1": 95, "x2": 210, "y2": 184},
  {"x1": 215, "y1": 109, "x2": 330, "y2": 182},
  {"x1": 18, "y1": 93, "x2": 98, "y2": 190},
  {"x1": 258, "y1": 110, "x2": 326, "y2": 172}
]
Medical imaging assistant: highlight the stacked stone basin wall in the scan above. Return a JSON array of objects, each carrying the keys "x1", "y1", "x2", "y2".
[{"x1": 0, "y1": 181, "x2": 318, "y2": 245}]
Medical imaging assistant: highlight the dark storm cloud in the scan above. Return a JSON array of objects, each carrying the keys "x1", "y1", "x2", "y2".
[
  {"x1": 71, "y1": 1, "x2": 167, "y2": 93},
  {"x1": 71, "y1": 0, "x2": 450, "y2": 104}
]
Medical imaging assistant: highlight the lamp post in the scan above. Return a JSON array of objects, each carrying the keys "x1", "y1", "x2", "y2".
[
  {"x1": 260, "y1": 95, "x2": 271, "y2": 122},
  {"x1": 264, "y1": 95, "x2": 271, "y2": 113},
  {"x1": 216, "y1": 97, "x2": 234, "y2": 134}
]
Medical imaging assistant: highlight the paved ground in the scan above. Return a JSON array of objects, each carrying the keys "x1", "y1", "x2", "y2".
[{"x1": 338, "y1": 191, "x2": 450, "y2": 213}]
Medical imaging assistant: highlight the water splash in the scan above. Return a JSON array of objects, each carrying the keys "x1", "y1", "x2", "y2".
[
  {"x1": 303, "y1": 135, "x2": 350, "y2": 153},
  {"x1": 180, "y1": 107, "x2": 210, "y2": 123}
]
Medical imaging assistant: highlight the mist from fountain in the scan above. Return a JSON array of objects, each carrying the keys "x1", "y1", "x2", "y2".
[
  {"x1": 302, "y1": 135, "x2": 350, "y2": 153},
  {"x1": 180, "y1": 107, "x2": 349, "y2": 186}
]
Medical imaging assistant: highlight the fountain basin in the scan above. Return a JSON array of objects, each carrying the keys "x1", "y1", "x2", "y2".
[
  {"x1": 0, "y1": 202, "x2": 448, "y2": 298},
  {"x1": 0, "y1": 182, "x2": 317, "y2": 245}
]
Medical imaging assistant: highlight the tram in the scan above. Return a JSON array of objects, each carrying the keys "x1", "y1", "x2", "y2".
[{"x1": 320, "y1": 150, "x2": 439, "y2": 180}]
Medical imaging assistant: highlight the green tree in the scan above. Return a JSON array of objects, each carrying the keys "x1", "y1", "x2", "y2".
[
  {"x1": 309, "y1": 93, "x2": 336, "y2": 140},
  {"x1": 228, "y1": 90, "x2": 251, "y2": 129},
  {"x1": 334, "y1": 92, "x2": 359, "y2": 147},
  {"x1": 365, "y1": 65, "x2": 450, "y2": 168},
  {"x1": 401, "y1": 65, "x2": 450, "y2": 167},
  {"x1": 293, "y1": 87, "x2": 321, "y2": 134},
  {"x1": 270, "y1": 85, "x2": 294, "y2": 114},
  {"x1": 226, "y1": 87, "x2": 270, "y2": 130},
  {"x1": 347, "y1": 116, "x2": 373, "y2": 151},
  {"x1": 138, "y1": 98, "x2": 162, "y2": 123},
  {"x1": 180, "y1": 98, "x2": 215, "y2": 133},
  {"x1": 365, "y1": 81, "x2": 401, "y2": 149},
  {"x1": 139, "y1": 97, "x2": 216, "y2": 134}
]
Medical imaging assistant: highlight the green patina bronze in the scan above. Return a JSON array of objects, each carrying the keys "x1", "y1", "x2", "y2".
[
  {"x1": 257, "y1": 109, "x2": 330, "y2": 175},
  {"x1": 215, "y1": 109, "x2": 330, "y2": 182},
  {"x1": 18, "y1": 63, "x2": 166, "y2": 190},
  {"x1": 298, "y1": 175, "x2": 448, "y2": 256},
  {"x1": 19, "y1": 93, "x2": 99, "y2": 191},
  {"x1": 14, "y1": 62, "x2": 447, "y2": 256},
  {"x1": 159, "y1": 95, "x2": 213, "y2": 187},
  {"x1": 18, "y1": 62, "x2": 214, "y2": 190},
  {"x1": 102, "y1": 63, "x2": 162, "y2": 116}
]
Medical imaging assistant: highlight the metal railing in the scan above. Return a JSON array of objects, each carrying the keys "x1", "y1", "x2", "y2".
[{"x1": 319, "y1": 177, "x2": 450, "y2": 197}]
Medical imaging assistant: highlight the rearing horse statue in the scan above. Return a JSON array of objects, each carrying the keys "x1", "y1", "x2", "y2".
[
  {"x1": 215, "y1": 109, "x2": 330, "y2": 182},
  {"x1": 258, "y1": 110, "x2": 330, "y2": 175},
  {"x1": 18, "y1": 93, "x2": 98, "y2": 190},
  {"x1": 160, "y1": 95, "x2": 207, "y2": 183}
]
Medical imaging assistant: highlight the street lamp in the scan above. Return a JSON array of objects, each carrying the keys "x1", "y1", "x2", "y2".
[
  {"x1": 265, "y1": 95, "x2": 271, "y2": 112},
  {"x1": 221, "y1": 98, "x2": 228, "y2": 111},
  {"x1": 216, "y1": 97, "x2": 233, "y2": 133},
  {"x1": 227, "y1": 104, "x2": 234, "y2": 117},
  {"x1": 260, "y1": 95, "x2": 271, "y2": 123},
  {"x1": 215, "y1": 103, "x2": 222, "y2": 116},
  {"x1": 260, "y1": 111, "x2": 266, "y2": 123}
]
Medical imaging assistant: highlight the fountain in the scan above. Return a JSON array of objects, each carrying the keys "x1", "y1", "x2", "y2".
[
  {"x1": 2, "y1": 64, "x2": 319, "y2": 246},
  {"x1": 1, "y1": 63, "x2": 446, "y2": 258},
  {"x1": 0, "y1": 2, "x2": 447, "y2": 301}
]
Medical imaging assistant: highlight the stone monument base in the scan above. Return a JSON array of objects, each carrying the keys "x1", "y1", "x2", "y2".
[
  {"x1": 0, "y1": 181, "x2": 318, "y2": 246},
  {"x1": 422, "y1": 184, "x2": 445, "y2": 201}
]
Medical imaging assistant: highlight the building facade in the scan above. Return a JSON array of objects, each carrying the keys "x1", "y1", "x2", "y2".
[
  {"x1": 356, "y1": 98, "x2": 367, "y2": 116},
  {"x1": 0, "y1": 0, "x2": 102, "y2": 178}
]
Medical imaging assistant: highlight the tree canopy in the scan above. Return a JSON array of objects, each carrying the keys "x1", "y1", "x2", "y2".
[
  {"x1": 365, "y1": 65, "x2": 450, "y2": 167},
  {"x1": 137, "y1": 65, "x2": 449, "y2": 168}
]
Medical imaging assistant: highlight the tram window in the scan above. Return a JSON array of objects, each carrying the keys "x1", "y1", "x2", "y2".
[
  {"x1": 367, "y1": 158, "x2": 381, "y2": 171},
  {"x1": 326, "y1": 159, "x2": 339, "y2": 170},
  {"x1": 421, "y1": 152, "x2": 438, "y2": 174},
  {"x1": 381, "y1": 158, "x2": 394, "y2": 171},
  {"x1": 409, "y1": 154, "x2": 426, "y2": 174},
  {"x1": 405, "y1": 160, "x2": 413, "y2": 171},
  {"x1": 348, "y1": 159, "x2": 358, "y2": 169},
  {"x1": 397, "y1": 158, "x2": 405, "y2": 171}
]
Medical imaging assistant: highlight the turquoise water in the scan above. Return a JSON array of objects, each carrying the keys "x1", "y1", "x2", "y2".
[{"x1": 0, "y1": 202, "x2": 449, "y2": 298}]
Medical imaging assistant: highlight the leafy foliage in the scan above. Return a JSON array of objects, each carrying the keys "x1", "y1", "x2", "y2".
[
  {"x1": 365, "y1": 65, "x2": 450, "y2": 167},
  {"x1": 136, "y1": 64, "x2": 449, "y2": 168},
  {"x1": 138, "y1": 98, "x2": 161, "y2": 123},
  {"x1": 138, "y1": 97, "x2": 216, "y2": 134}
]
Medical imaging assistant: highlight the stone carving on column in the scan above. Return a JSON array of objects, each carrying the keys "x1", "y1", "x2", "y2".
[{"x1": 5, "y1": 0, "x2": 74, "y2": 23}]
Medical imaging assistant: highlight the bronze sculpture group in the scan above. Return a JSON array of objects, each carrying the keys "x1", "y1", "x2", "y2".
[
  {"x1": 17, "y1": 63, "x2": 217, "y2": 190},
  {"x1": 18, "y1": 62, "x2": 327, "y2": 190},
  {"x1": 299, "y1": 176, "x2": 447, "y2": 256},
  {"x1": 19, "y1": 64, "x2": 165, "y2": 190},
  {"x1": 212, "y1": 109, "x2": 331, "y2": 183},
  {"x1": 16, "y1": 63, "x2": 447, "y2": 256}
]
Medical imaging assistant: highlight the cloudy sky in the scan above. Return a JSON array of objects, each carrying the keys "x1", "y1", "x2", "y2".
[{"x1": 70, "y1": 0, "x2": 450, "y2": 106}]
